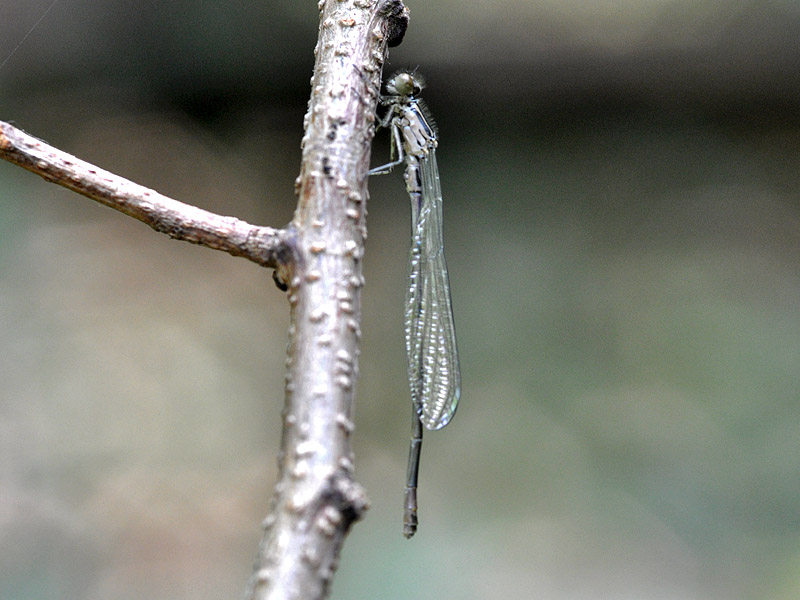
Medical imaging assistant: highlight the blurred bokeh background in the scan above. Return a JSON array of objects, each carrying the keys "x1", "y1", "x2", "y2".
[{"x1": 2, "y1": 1, "x2": 800, "y2": 598}]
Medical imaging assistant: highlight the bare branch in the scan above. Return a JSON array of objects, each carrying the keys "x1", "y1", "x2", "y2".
[
  {"x1": 0, "y1": 120, "x2": 291, "y2": 269},
  {"x1": 245, "y1": 1, "x2": 407, "y2": 599},
  {"x1": 1, "y1": 1, "x2": 410, "y2": 597}
]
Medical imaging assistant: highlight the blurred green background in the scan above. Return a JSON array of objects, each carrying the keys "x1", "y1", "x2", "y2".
[{"x1": 2, "y1": 1, "x2": 800, "y2": 598}]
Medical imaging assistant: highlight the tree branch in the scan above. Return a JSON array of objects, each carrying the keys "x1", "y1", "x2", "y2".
[
  {"x1": 1, "y1": 1, "x2": 410, "y2": 598},
  {"x1": 0, "y1": 120, "x2": 291, "y2": 270},
  {"x1": 244, "y1": 2, "x2": 408, "y2": 599}
]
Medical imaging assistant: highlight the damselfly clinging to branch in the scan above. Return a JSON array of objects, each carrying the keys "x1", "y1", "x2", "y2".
[{"x1": 369, "y1": 71, "x2": 461, "y2": 538}]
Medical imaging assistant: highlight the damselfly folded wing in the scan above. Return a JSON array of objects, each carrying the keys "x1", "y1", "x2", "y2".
[{"x1": 404, "y1": 148, "x2": 461, "y2": 431}]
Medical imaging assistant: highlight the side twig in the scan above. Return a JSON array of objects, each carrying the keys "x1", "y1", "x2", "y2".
[{"x1": 0, "y1": 120, "x2": 291, "y2": 270}]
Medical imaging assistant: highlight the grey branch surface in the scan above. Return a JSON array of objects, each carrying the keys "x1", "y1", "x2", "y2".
[
  {"x1": 246, "y1": 2, "x2": 408, "y2": 599},
  {"x1": 0, "y1": 121, "x2": 289, "y2": 269},
  {"x1": 0, "y1": 1, "x2": 409, "y2": 599}
]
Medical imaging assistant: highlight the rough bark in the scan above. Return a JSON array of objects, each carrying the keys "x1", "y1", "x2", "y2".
[{"x1": 245, "y1": 2, "x2": 408, "y2": 598}]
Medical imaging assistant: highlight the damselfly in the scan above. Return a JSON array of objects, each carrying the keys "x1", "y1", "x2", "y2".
[{"x1": 369, "y1": 71, "x2": 461, "y2": 538}]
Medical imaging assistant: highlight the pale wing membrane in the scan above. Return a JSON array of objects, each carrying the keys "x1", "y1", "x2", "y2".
[{"x1": 404, "y1": 148, "x2": 461, "y2": 431}]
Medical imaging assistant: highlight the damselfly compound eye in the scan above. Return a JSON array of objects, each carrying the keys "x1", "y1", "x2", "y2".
[{"x1": 386, "y1": 71, "x2": 423, "y2": 97}]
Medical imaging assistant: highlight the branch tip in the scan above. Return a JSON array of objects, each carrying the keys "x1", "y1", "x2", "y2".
[{"x1": 378, "y1": 0, "x2": 409, "y2": 47}]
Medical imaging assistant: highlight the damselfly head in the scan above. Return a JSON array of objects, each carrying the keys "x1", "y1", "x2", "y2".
[{"x1": 386, "y1": 71, "x2": 424, "y2": 98}]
